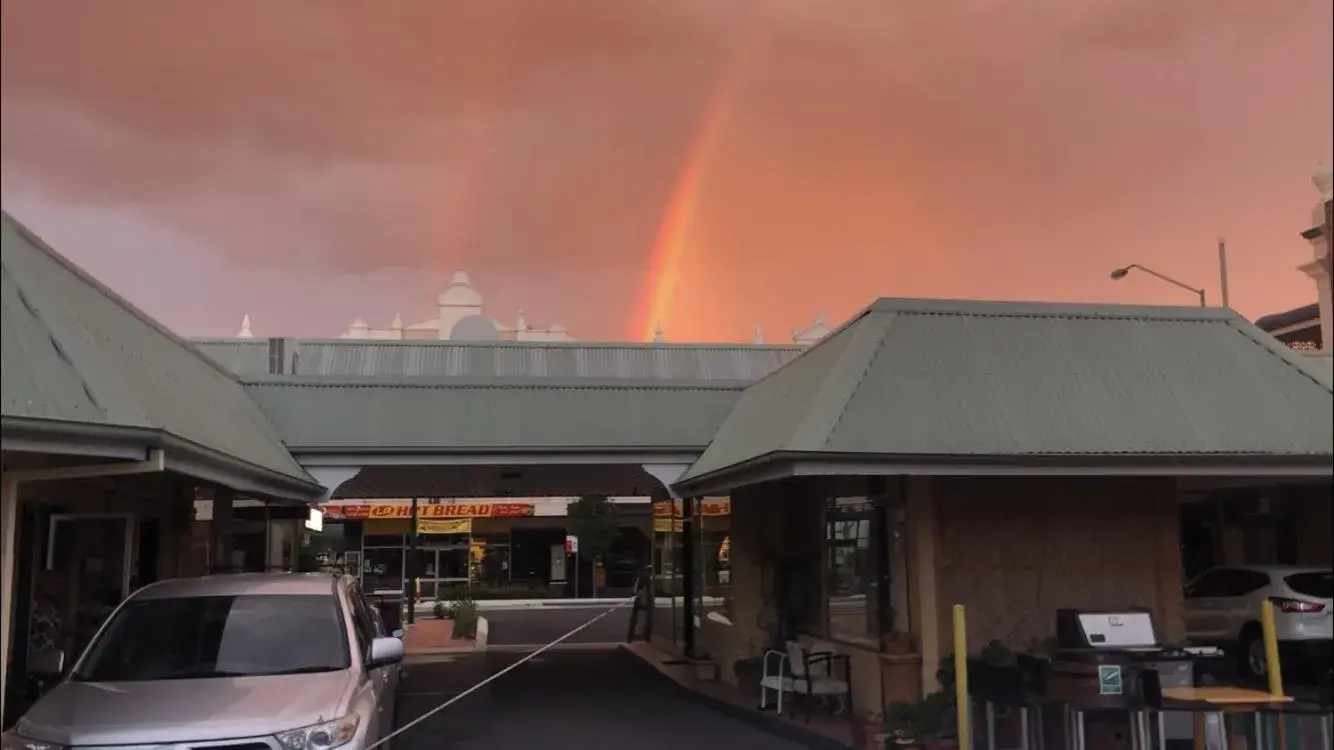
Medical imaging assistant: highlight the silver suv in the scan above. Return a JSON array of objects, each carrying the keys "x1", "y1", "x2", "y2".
[{"x1": 3, "y1": 573, "x2": 404, "y2": 749}]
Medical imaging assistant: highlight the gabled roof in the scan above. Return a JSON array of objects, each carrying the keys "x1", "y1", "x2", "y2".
[
  {"x1": 680, "y1": 298, "x2": 1334, "y2": 488},
  {"x1": 193, "y1": 338, "x2": 804, "y2": 381},
  {"x1": 243, "y1": 376, "x2": 748, "y2": 454},
  {"x1": 1, "y1": 213, "x2": 320, "y2": 500}
]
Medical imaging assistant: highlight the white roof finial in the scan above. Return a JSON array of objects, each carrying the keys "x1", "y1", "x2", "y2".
[
  {"x1": 516, "y1": 309, "x2": 528, "y2": 331},
  {"x1": 237, "y1": 314, "x2": 253, "y2": 339},
  {"x1": 1315, "y1": 162, "x2": 1333, "y2": 200},
  {"x1": 391, "y1": 312, "x2": 403, "y2": 329},
  {"x1": 753, "y1": 325, "x2": 764, "y2": 344},
  {"x1": 653, "y1": 320, "x2": 665, "y2": 343}
]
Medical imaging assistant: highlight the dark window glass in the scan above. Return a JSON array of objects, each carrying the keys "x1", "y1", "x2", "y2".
[
  {"x1": 1284, "y1": 572, "x2": 1333, "y2": 599},
  {"x1": 825, "y1": 497, "x2": 888, "y2": 645},
  {"x1": 1186, "y1": 570, "x2": 1228, "y2": 598},
  {"x1": 346, "y1": 586, "x2": 378, "y2": 655},
  {"x1": 1188, "y1": 569, "x2": 1271, "y2": 598},
  {"x1": 75, "y1": 594, "x2": 350, "y2": 682}
]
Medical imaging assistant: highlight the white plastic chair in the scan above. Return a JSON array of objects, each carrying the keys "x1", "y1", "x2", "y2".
[
  {"x1": 760, "y1": 641, "x2": 852, "y2": 720},
  {"x1": 760, "y1": 648, "x2": 795, "y2": 714}
]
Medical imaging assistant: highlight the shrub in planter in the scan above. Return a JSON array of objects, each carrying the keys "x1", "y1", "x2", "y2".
[
  {"x1": 431, "y1": 600, "x2": 448, "y2": 620},
  {"x1": 883, "y1": 691, "x2": 959, "y2": 750},
  {"x1": 733, "y1": 657, "x2": 763, "y2": 687},
  {"x1": 451, "y1": 598, "x2": 479, "y2": 639}
]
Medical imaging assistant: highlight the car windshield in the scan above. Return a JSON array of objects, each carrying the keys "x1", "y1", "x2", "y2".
[
  {"x1": 74, "y1": 594, "x2": 350, "y2": 682},
  {"x1": 1284, "y1": 571, "x2": 1333, "y2": 599}
]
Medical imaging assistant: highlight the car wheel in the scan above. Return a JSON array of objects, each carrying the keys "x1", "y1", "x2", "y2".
[{"x1": 1242, "y1": 632, "x2": 1267, "y2": 681}]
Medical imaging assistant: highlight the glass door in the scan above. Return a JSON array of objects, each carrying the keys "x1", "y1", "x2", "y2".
[{"x1": 45, "y1": 513, "x2": 133, "y2": 659}]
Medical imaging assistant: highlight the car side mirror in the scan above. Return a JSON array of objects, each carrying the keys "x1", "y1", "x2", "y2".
[
  {"x1": 30, "y1": 650, "x2": 66, "y2": 678},
  {"x1": 367, "y1": 636, "x2": 405, "y2": 668}
]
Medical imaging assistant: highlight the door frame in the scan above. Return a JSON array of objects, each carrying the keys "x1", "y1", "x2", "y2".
[{"x1": 45, "y1": 512, "x2": 135, "y2": 602}]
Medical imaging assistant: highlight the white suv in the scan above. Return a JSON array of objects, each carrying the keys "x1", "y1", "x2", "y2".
[
  {"x1": 1183, "y1": 565, "x2": 1332, "y2": 679},
  {"x1": 3, "y1": 572, "x2": 404, "y2": 749}
]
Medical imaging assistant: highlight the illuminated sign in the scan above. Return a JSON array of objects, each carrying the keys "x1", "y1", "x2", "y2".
[
  {"x1": 321, "y1": 502, "x2": 534, "y2": 520},
  {"x1": 651, "y1": 499, "x2": 730, "y2": 518}
]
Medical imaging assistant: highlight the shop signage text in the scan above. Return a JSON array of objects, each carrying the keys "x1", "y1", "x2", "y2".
[
  {"x1": 651, "y1": 499, "x2": 730, "y2": 518},
  {"x1": 322, "y1": 502, "x2": 535, "y2": 520},
  {"x1": 417, "y1": 518, "x2": 473, "y2": 535}
]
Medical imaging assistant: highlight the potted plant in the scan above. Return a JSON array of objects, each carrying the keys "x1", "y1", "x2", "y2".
[
  {"x1": 733, "y1": 656, "x2": 763, "y2": 688},
  {"x1": 882, "y1": 691, "x2": 959, "y2": 750}
]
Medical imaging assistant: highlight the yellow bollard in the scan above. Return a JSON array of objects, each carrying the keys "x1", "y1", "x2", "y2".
[
  {"x1": 414, "y1": 577, "x2": 422, "y2": 603},
  {"x1": 953, "y1": 604, "x2": 971, "y2": 750},
  {"x1": 1259, "y1": 599, "x2": 1285, "y2": 697}
]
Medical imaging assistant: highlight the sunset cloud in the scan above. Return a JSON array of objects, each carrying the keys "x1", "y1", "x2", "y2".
[{"x1": 2, "y1": 0, "x2": 1329, "y2": 340}]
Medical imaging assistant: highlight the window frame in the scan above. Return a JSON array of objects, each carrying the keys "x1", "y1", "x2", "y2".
[{"x1": 818, "y1": 495, "x2": 894, "y2": 651}]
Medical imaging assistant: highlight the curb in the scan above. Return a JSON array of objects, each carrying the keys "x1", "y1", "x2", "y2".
[
  {"x1": 401, "y1": 616, "x2": 490, "y2": 656},
  {"x1": 618, "y1": 645, "x2": 853, "y2": 750}
]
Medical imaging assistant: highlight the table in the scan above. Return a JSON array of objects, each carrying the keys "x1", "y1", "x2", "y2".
[{"x1": 1162, "y1": 687, "x2": 1293, "y2": 750}]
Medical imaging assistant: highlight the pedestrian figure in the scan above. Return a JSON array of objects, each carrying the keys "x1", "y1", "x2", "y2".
[{"x1": 625, "y1": 565, "x2": 655, "y2": 642}]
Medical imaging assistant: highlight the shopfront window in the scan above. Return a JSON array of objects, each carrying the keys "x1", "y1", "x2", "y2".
[
  {"x1": 362, "y1": 537, "x2": 403, "y2": 594},
  {"x1": 823, "y1": 495, "x2": 909, "y2": 647},
  {"x1": 696, "y1": 498, "x2": 732, "y2": 627}
]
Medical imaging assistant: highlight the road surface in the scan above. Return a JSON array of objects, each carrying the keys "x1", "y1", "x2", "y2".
[
  {"x1": 482, "y1": 602, "x2": 631, "y2": 648},
  {"x1": 392, "y1": 647, "x2": 811, "y2": 749}
]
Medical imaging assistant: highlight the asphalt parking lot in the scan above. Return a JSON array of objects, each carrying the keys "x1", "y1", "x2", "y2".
[{"x1": 391, "y1": 647, "x2": 812, "y2": 750}]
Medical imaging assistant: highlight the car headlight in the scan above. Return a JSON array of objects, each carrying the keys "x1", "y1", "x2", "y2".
[
  {"x1": 275, "y1": 714, "x2": 361, "y2": 750},
  {"x1": 1, "y1": 729, "x2": 66, "y2": 750}
]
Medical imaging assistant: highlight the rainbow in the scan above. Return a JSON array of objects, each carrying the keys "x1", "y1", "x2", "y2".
[{"x1": 636, "y1": 31, "x2": 767, "y2": 342}]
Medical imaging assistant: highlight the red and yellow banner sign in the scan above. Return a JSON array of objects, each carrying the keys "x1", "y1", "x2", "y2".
[
  {"x1": 651, "y1": 499, "x2": 730, "y2": 518},
  {"x1": 417, "y1": 518, "x2": 472, "y2": 535},
  {"x1": 322, "y1": 501, "x2": 534, "y2": 520}
]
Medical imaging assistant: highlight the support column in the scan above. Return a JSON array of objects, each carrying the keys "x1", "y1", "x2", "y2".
[
  {"x1": 681, "y1": 495, "x2": 697, "y2": 657},
  {"x1": 405, "y1": 497, "x2": 419, "y2": 625},
  {"x1": 1, "y1": 475, "x2": 19, "y2": 726},
  {"x1": 210, "y1": 486, "x2": 235, "y2": 573},
  {"x1": 905, "y1": 477, "x2": 941, "y2": 695}
]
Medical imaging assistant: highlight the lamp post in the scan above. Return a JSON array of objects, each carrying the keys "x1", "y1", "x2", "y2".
[{"x1": 1109, "y1": 264, "x2": 1207, "y2": 307}]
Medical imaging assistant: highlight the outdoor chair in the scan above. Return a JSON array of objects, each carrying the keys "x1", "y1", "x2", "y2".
[{"x1": 758, "y1": 640, "x2": 852, "y2": 723}]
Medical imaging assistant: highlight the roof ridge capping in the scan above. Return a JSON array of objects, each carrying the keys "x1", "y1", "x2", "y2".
[
  {"x1": 240, "y1": 374, "x2": 757, "y2": 389},
  {"x1": 867, "y1": 297, "x2": 1239, "y2": 321},
  {"x1": 191, "y1": 337, "x2": 805, "y2": 351}
]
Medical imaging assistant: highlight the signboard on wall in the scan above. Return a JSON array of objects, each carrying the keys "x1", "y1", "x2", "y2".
[
  {"x1": 322, "y1": 501, "x2": 535, "y2": 520},
  {"x1": 417, "y1": 518, "x2": 473, "y2": 535},
  {"x1": 651, "y1": 498, "x2": 730, "y2": 518}
]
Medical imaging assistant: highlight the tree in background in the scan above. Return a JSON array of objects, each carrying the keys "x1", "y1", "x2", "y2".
[{"x1": 565, "y1": 495, "x2": 618, "y2": 597}]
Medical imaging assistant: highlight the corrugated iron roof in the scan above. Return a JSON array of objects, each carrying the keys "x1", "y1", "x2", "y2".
[
  {"x1": 684, "y1": 298, "x2": 1334, "y2": 482},
  {"x1": 243, "y1": 376, "x2": 748, "y2": 452},
  {"x1": 1, "y1": 213, "x2": 315, "y2": 489},
  {"x1": 191, "y1": 338, "x2": 803, "y2": 381}
]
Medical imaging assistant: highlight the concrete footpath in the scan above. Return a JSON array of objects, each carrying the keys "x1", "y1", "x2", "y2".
[{"x1": 411, "y1": 596, "x2": 724, "y2": 613}]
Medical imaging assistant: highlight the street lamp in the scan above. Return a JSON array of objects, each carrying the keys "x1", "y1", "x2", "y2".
[{"x1": 1109, "y1": 263, "x2": 1207, "y2": 307}]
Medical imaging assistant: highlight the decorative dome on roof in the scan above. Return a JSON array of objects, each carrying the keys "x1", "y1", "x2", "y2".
[
  {"x1": 1315, "y1": 162, "x2": 1333, "y2": 199},
  {"x1": 437, "y1": 271, "x2": 483, "y2": 307},
  {"x1": 450, "y1": 314, "x2": 501, "y2": 341}
]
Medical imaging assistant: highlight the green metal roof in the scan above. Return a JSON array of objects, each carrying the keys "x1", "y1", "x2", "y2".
[
  {"x1": 243, "y1": 376, "x2": 748, "y2": 453},
  {"x1": 1, "y1": 213, "x2": 319, "y2": 497},
  {"x1": 193, "y1": 338, "x2": 803, "y2": 381},
  {"x1": 682, "y1": 298, "x2": 1334, "y2": 484}
]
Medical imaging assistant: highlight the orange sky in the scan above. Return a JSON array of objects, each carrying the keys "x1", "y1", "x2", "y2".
[{"x1": 1, "y1": 0, "x2": 1331, "y2": 341}]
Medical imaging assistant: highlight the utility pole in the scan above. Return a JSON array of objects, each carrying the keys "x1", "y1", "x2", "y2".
[
  {"x1": 1217, "y1": 238, "x2": 1231, "y2": 309},
  {"x1": 405, "y1": 496, "x2": 418, "y2": 624}
]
